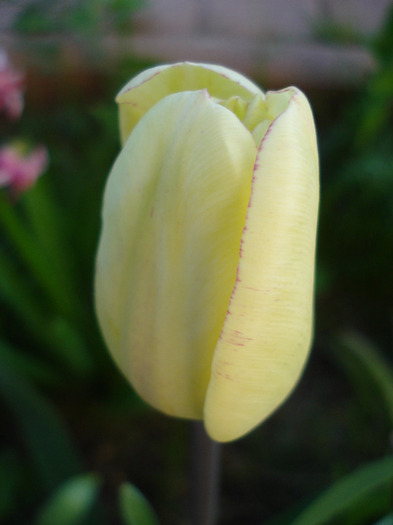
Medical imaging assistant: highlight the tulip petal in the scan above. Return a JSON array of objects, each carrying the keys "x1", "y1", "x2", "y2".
[
  {"x1": 204, "y1": 88, "x2": 319, "y2": 442},
  {"x1": 95, "y1": 90, "x2": 257, "y2": 419},
  {"x1": 116, "y1": 62, "x2": 264, "y2": 145}
]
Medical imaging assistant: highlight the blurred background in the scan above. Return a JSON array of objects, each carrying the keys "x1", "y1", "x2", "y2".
[{"x1": 0, "y1": 1, "x2": 393, "y2": 524}]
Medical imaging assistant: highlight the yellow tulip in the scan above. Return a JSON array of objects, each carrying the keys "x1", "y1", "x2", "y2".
[{"x1": 95, "y1": 62, "x2": 319, "y2": 442}]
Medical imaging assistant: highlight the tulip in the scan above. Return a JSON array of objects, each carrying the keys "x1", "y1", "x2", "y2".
[
  {"x1": 95, "y1": 62, "x2": 319, "y2": 442},
  {"x1": 0, "y1": 143, "x2": 48, "y2": 195},
  {"x1": 0, "y1": 49, "x2": 24, "y2": 120}
]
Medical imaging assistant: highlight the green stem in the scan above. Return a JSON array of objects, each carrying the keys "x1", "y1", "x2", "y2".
[{"x1": 191, "y1": 421, "x2": 221, "y2": 525}]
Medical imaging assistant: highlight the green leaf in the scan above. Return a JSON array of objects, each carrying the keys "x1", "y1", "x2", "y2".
[
  {"x1": 0, "y1": 356, "x2": 81, "y2": 490},
  {"x1": 47, "y1": 317, "x2": 95, "y2": 377},
  {"x1": 0, "y1": 222, "x2": 94, "y2": 378},
  {"x1": 0, "y1": 450, "x2": 24, "y2": 521},
  {"x1": 0, "y1": 248, "x2": 94, "y2": 377},
  {"x1": 332, "y1": 332, "x2": 393, "y2": 426},
  {"x1": 0, "y1": 246, "x2": 48, "y2": 334},
  {"x1": 291, "y1": 456, "x2": 393, "y2": 525},
  {"x1": 119, "y1": 483, "x2": 160, "y2": 525},
  {"x1": 373, "y1": 515, "x2": 393, "y2": 525},
  {"x1": 0, "y1": 194, "x2": 71, "y2": 318},
  {"x1": 0, "y1": 340, "x2": 60, "y2": 387},
  {"x1": 35, "y1": 473, "x2": 101, "y2": 525},
  {"x1": 22, "y1": 180, "x2": 78, "y2": 307}
]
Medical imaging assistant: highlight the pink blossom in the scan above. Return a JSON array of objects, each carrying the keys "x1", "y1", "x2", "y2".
[
  {"x1": 0, "y1": 50, "x2": 24, "y2": 120},
  {"x1": 0, "y1": 145, "x2": 48, "y2": 195}
]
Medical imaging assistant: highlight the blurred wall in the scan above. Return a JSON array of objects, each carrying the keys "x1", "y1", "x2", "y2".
[
  {"x1": 0, "y1": 0, "x2": 392, "y2": 88},
  {"x1": 127, "y1": 0, "x2": 391, "y2": 87}
]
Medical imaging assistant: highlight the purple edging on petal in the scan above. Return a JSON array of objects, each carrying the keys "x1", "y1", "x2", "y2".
[{"x1": 216, "y1": 89, "x2": 296, "y2": 344}]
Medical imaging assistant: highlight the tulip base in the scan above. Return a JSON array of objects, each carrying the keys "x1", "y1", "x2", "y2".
[{"x1": 190, "y1": 422, "x2": 221, "y2": 525}]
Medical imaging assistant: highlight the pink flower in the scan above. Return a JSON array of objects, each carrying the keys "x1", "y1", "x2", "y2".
[
  {"x1": 0, "y1": 145, "x2": 48, "y2": 195},
  {"x1": 0, "y1": 50, "x2": 24, "y2": 120}
]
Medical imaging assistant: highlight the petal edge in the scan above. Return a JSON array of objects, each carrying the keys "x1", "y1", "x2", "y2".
[{"x1": 204, "y1": 88, "x2": 319, "y2": 442}]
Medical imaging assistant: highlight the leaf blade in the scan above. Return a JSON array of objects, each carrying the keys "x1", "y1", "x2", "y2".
[{"x1": 119, "y1": 483, "x2": 159, "y2": 525}]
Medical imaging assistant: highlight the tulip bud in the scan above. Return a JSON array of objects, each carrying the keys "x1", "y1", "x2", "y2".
[{"x1": 95, "y1": 62, "x2": 319, "y2": 442}]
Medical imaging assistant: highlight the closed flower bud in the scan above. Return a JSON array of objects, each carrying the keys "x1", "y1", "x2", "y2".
[{"x1": 95, "y1": 62, "x2": 319, "y2": 442}]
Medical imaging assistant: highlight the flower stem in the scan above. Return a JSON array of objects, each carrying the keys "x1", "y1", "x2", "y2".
[{"x1": 190, "y1": 421, "x2": 221, "y2": 525}]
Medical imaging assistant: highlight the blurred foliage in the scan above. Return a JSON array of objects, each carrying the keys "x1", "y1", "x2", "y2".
[
  {"x1": 317, "y1": 7, "x2": 393, "y2": 344},
  {"x1": 8, "y1": 0, "x2": 144, "y2": 36},
  {"x1": 313, "y1": 21, "x2": 366, "y2": 47},
  {"x1": 0, "y1": 4, "x2": 393, "y2": 525},
  {"x1": 0, "y1": 54, "x2": 153, "y2": 523},
  {"x1": 285, "y1": 455, "x2": 393, "y2": 525},
  {"x1": 119, "y1": 483, "x2": 160, "y2": 525},
  {"x1": 35, "y1": 474, "x2": 102, "y2": 525}
]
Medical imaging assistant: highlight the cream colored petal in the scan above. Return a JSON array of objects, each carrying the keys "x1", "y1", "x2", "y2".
[
  {"x1": 204, "y1": 88, "x2": 319, "y2": 442},
  {"x1": 116, "y1": 61, "x2": 264, "y2": 145},
  {"x1": 95, "y1": 90, "x2": 257, "y2": 419}
]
